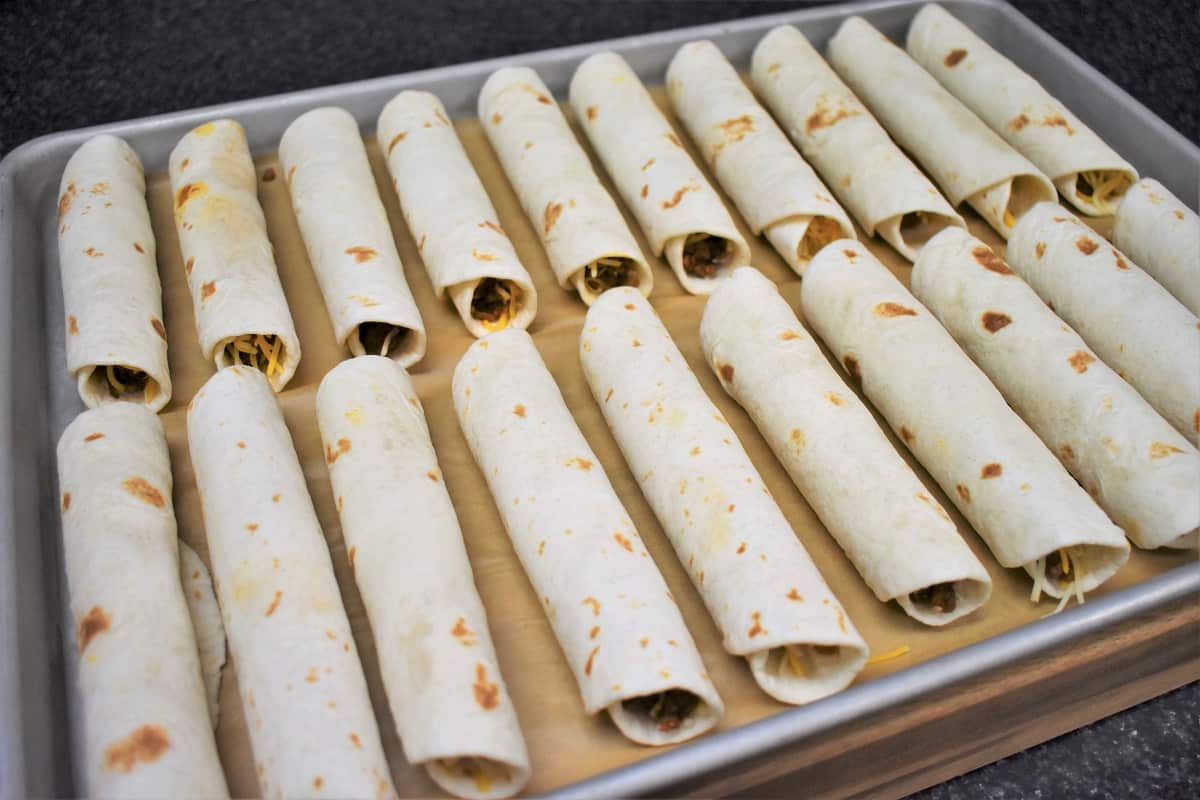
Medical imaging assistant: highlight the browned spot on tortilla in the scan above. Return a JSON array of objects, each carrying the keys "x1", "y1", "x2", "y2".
[
  {"x1": 66, "y1": 315, "x2": 79, "y2": 336},
  {"x1": 584, "y1": 646, "x2": 600, "y2": 677},
  {"x1": 264, "y1": 590, "x2": 282, "y2": 617},
  {"x1": 62, "y1": 492, "x2": 71, "y2": 511},
  {"x1": 451, "y1": 617, "x2": 476, "y2": 645},
  {"x1": 326, "y1": 437, "x2": 352, "y2": 464},
  {"x1": 719, "y1": 363, "x2": 734, "y2": 382},
  {"x1": 348, "y1": 732, "x2": 362, "y2": 748},
  {"x1": 826, "y1": 391, "x2": 845, "y2": 406},
  {"x1": 314, "y1": 777, "x2": 324, "y2": 790},
  {"x1": 972, "y1": 246, "x2": 1012, "y2": 275},
  {"x1": 1035, "y1": 242, "x2": 1046, "y2": 259},
  {"x1": 543, "y1": 201, "x2": 563, "y2": 234},
  {"x1": 790, "y1": 428, "x2": 806, "y2": 452},
  {"x1": 717, "y1": 114, "x2": 755, "y2": 145},
  {"x1": 57, "y1": 182, "x2": 76, "y2": 223},
  {"x1": 184, "y1": 256, "x2": 195, "y2": 277},
  {"x1": 567, "y1": 457, "x2": 593, "y2": 471},
  {"x1": 583, "y1": 596, "x2": 601, "y2": 616},
  {"x1": 640, "y1": 183, "x2": 648, "y2": 199},
  {"x1": 613, "y1": 533, "x2": 633, "y2": 552},
  {"x1": 345, "y1": 246, "x2": 377, "y2": 263},
  {"x1": 944, "y1": 48, "x2": 967, "y2": 67},
  {"x1": 787, "y1": 588, "x2": 803, "y2": 602},
  {"x1": 1059, "y1": 443, "x2": 1075, "y2": 462},
  {"x1": 174, "y1": 182, "x2": 206, "y2": 212},
  {"x1": 767, "y1": 62, "x2": 781, "y2": 73},
  {"x1": 589, "y1": 625, "x2": 600, "y2": 640},
  {"x1": 1075, "y1": 236, "x2": 1098, "y2": 255},
  {"x1": 1068, "y1": 350, "x2": 1095, "y2": 373},
  {"x1": 956, "y1": 484, "x2": 971, "y2": 504},
  {"x1": 747, "y1": 611, "x2": 766, "y2": 638},
  {"x1": 83, "y1": 432, "x2": 105, "y2": 443},
  {"x1": 604, "y1": 388, "x2": 614, "y2": 404},
  {"x1": 631, "y1": 339, "x2": 642, "y2": 348},
  {"x1": 639, "y1": 637, "x2": 649, "y2": 648},
  {"x1": 665, "y1": 132, "x2": 683, "y2": 148},
  {"x1": 586, "y1": 105, "x2": 598, "y2": 121},
  {"x1": 272, "y1": 493, "x2": 281, "y2": 503},
  {"x1": 981, "y1": 462, "x2": 1003, "y2": 479},
  {"x1": 805, "y1": 104, "x2": 856, "y2": 134},
  {"x1": 900, "y1": 425, "x2": 915, "y2": 443},
  {"x1": 245, "y1": 522, "x2": 259, "y2": 532},
  {"x1": 348, "y1": 545, "x2": 357, "y2": 574},
  {"x1": 1114, "y1": 252, "x2": 1129, "y2": 270},
  {"x1": 1195, "y1": 410, "x2": 1200, "y2": 434},
  {"x1": 874, "y1": 301, "x2": 917, "y2": 317},
  {"x1": 491, "y1": 112, "x2": 502, "y2": 125},
  {"x1": 982, "y1": 311, "x2": 1012, "y2": 333},
  {"x1": 1042, "y1": 114, "x2": 1075, "y2": 134},
  {"x1": 83, "y1": 246, "x2": 103, "y2": 257},
  {"x1": 1150, "y1": 441, "x2": 1185, "y2": 459},
  {"x1": 661, "y1": 184, "x2": 697, "y2": 209},
  {"x1": 512, "y1": 403, "x2": 526, "y2": 418},
  {"x1": 235, "y1": 440, "x2": 246, "y2": 449},
  {"x1": 103, "y1": 724, "x2": 170, "y2": 773},
  {"x1": 779, "y1": 330, "x2": 802, "y2": 341},
  {"x1": 479, "y1": 220, "x2": 506, "y2": 237},
  {"x1": 200, "y1": 281, "x2": 216, "y2": 300},
  {"x1": 132, "y1": 242, "x2": 145, "y2": 254},
  {"x1": 122, "y1": 477, "x2": 164, "y2": 507},
  {"x1": 640, "y1": 157, "x2": 657, "y2": 172},
  {"x1": 261, "y1": 167, "x2": 276, "y2": 182},
  {"x1": 77, "y1": 606, "x2": 111, "y2": 652},
  {"x1": 1009, "y1": 113, "x2": 1030, "y2": 132}
]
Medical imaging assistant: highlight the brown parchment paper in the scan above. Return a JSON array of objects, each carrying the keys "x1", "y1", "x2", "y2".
[{"x1": 143, "y1": 86, "x2": 1194, "y2": 798}]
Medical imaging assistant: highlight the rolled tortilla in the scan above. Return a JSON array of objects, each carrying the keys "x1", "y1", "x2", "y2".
[
  {"x1": 178, "y1": 542, "x2": 226, "y2": 727},
  {"x1": 570, "y1": 52, "x2": 752, "y2": 293},
  {"x1": 750, "y1": 25, "x2": 965, "y2": 262},
  {"x1": 665, "y1": 40, "x2": 855, "y2": 275},
  {"x1": 56, "y1": 403, "x2": 227, "y2": 798},
  {"x1": 478, "y1": 67, "x2": 651, "y2": 304},
  {"x1": 1112, "y1": 178, "x2": 1200, "y2": 315},
  {"x1": 907, "y1": 4, "x2": 1137, "y2": 216},
  {"x1": 377, "y1": 91, "x2": 538, "y2": 338},
  {"x1": 581, "y1": 289, "x2": 868, "y2": 704},
  {"x1": 701, "y1": 267, "x2": 992, "y2": 624},
  {"x1": 187, "y1": 367, "x2": 396, "y2": 799},
  {"x1": 57, "y1": 135, "x2": 171, "y2": 411},
  {"x1": 317, "y1": 356, "x2": 531, "y2": 799},
  {"x1": 279, "y1": 107, "x2": 427, "y2": 364},
  {"x1": 913, "y1": 228, "x2": 1199, "y2": 550},
  {"x1": 1007, "y1": 203, "x2": 1200, "y2": 447},
  {"x1": 802, "y1": 240, "x2": 1130, "y2": 604},
  {"x1": 169, "y1": 119, "x2": 301, "y2": 390},
  {"x1": 827, "y1": 16, "x2": 1056, "y2": 239},
  {"x1": 454, "y1": 329, "x2": 723, "y2": 744}
]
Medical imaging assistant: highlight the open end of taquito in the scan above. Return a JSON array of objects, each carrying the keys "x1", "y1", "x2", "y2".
[
  {"x1": 606, "y1": 688, "x2": 722, "y2": 746},
  {"x1": 877, "y1": 210, "x2": 965, "y2": 261},
  {"x1": 1055, "y1": 169, "x2": 1136, "y2": 216},
  {"x1": 450, "y1": 276, "x2": 537, "y2": 336},
  {"x1": 895, "y1": 577, "x2": 992, "y2": 626},
  {"x1": 426, "y1": 755, "x2": 531, "y2": 800},
  {"x1": 970, "y1": 173, "x2": 1055, "y2": 236},
  {"x1": 747, "y1": 641, "x2": 869, "y2": 705},
  {"x1": 213, "y1": 332, "x2": 295, "y2": 389},
  {"x1": 78, "y1": 363, "x2": 163, "y2": 408},
  {"x1": 571, "y1": 254, "x2": 652, "y2": 305},
  {"x1": 765, "y1": 215, "x2": 855, "y2": 273},
  {"x1": 346, "y1": 320, "x2": 425, "y2": 365},
  {"x1": 664, "y1": 231, "x2": 746, "y2": 290},
  {"x1": 1023, "y1": 542, "x2": 1131, "y2": 607}
]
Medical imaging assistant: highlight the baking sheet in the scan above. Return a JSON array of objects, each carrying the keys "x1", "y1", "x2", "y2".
[{"x1": 135, "y1": 84, "x2": 1194, "y2": 796}]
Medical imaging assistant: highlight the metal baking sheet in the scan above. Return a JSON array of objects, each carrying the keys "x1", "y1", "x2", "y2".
[{"x1": 1, "y1": 0, "x2": 1197, "y2": 797}]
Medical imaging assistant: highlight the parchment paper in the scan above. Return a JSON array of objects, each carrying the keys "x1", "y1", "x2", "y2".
[{"x1": 143, "y1": 86, "x2": 1193, "y2": 797}]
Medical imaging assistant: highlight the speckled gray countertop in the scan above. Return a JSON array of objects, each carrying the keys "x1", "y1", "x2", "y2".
[{"x1": 2, "y1": 1, "x2": 1196, "y2": 798}]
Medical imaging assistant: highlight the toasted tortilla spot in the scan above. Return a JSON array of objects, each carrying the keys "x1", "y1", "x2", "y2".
[
  {"x1": 265, "y1": 591, "x2": 282, "y2": 617},
  {"x1": 245, "y1": 522, "x2": 258, "y2": 532},
  {"x1": 874, "y1": 301, "x2": 917, "y2": 318},
  {"x1": 586, "y1": 105, "x2": 598, "y2": 121},
  {"x1": 614, "y1": 533, "x2": 633, "y2": 552},
  {"x1": 787, "y1": 588, "x2": 803, "y2": 601},
  {"x1": 122, "y1": 477, "x2": 165, "y2": 507},
  {"x1": 83, "y1": 246, "x2": 104, "y2": 257},
  {"x1": 805, "y1": 104, "x2": 857, "y2": 134},
  {"x1": 473, "y1": 663, "x2": 501, "y2": 708},
  {"x1": 1042, "y1": 114, "x2": 1075, "y2": 134},
  {"x1": 185, "y1": 256, "x2": 195, "y2": 276},
  {"x1": 77, "y1": 606, "x2": 111, "y2": 652},
  {"x1": 1075, "y1": 237, "x2": 1099, "y2": 255},
  {"x1": 200, "y1": 281, "x2": 216, "y2": 300},
  {"x1": 314, "y1": 776, "x2": 324, "y2": 790},
  {"x1": 103, "y1": 724, "x2": 170, "y2": 773},
  {"x1": 133, "y1": 242, "x2": 145, "y2": 254},
  {"x1": 67, "y1": 315, "x2": 79, "y2": 335},
  {"x1": 956, "y1": 484, "x2": 971, "y2": 503},
  {"x1": 543, "y1": 201, "x2": 563, "y2": 235},
  {"x1": 1060, "y1": 443, "x2": 1076, "y2": 462},
  {"x1": 662, "y1": 184, "x2": 698, "y2": 210},
  {"x1": 640, "y1": 183, "x2": 648, "y2": 199},
  {"x1": 900, "y1": 425, "x2": 915, "y2": 443},
  {"x1": 972, "y1": 246, "x2": 1012, "y2": 275},
  {"x1": 944, "y1": 48, "x2": 968, "y2": 67},
  {"x1": 325, "y1": 437, "x2": 352, "y2": 464},
  {"x1": 148, "y1": 316, "x2": 168, "y2": 342},
  {"x1": 583, "y1": 596, "x2": 601, "y2": 616},
  {"x1": 513, "y1": 403, "x2": 526, "y2": 418},
  {"x1": 478, "y1": 220, "x2": 506, "y2": 237},
  {"x1": 345, "y1": 246, "x2": 377, "y2": 263},
  {"x1": 747, "y1": 611, "x2": 766, "y2": 638},
  {"x1": 491, "y1": 112, "x2": 502, "y2": 125},
  {"x1": 641, "y1": 157, "x2": 656, "y2": 171},
  {"x1": 174, "y1": 181, "x2": 208, "y2": 213},
  {"x1": 1035, "y1": 242, "x2": 1046, "y2": 259},
  {"x1": 689, "y1": 446, "x2": 701, "y2": 456},
  {"x1": 451, "y1": 617, "x2": 476, "y2": 645},
  {"x1": 767, "y1": 62, "x2": 781, "y2": 73},
  {"x1": 981, "y1": 462, "x2": 1003, "y2": 479},
  {"x1": 1114, "y1": 252, "x2": 1129, "y2": 270},
  {"x1": 1068, "y1": 350, "x2": 1095, "y2": 373},
  {"x1": 1149, "y1": 441, "x2": 1185, "y2": 459},
  {"x1": 779, "y1": 330, "x2": 802, "y2": 341},
  {"x1": 665, "y1": 132, "x2": 683, "y2": 148},
  {"x1": 84, "y1": 432, "x2": 105, "y2": 442},
  {"x1": 57, "y1": 183, "x2": 76, "y2": 223},
  {"x1": 790, "y1": 428, "x2": 806, "y2": 451},
  {"x1": 62, "y1": 492, "x2": 71, "y2": 511},
  {"x1": 582, "y1": 645, "x2": 601, "y2": 677},
  {"x1": 825, "y1": 391, "x2": 845, "y2": 406},
  {"x1": 719, "y1": 363, "x2": 734, "y2": 382},
  {"x1": 1009, "y1": 113, "x2": 1031, "y2": 132},
  {"x1": 717, "y1": 114, "x2": 755, "y2": 144},
  {"x1": 982, "y1": 311, "x2": 1012, "y2": 332},
  {"x1": 567, "y1": 457, "x2": 593, "y2": 470},
  {"x1": 272, "y1": 493, "x2": 281, "y2": 503}
]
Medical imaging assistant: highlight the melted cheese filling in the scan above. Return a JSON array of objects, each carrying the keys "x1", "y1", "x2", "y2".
[
  {"x1": 1075, "y1": 170, "x2": 1133, "y2": 214},
  {"x1": 224, "y1": 333, "x2": 284, "y2": 377},
  {"x1": 472, "y1": 278, "x2": 520, "y2": 332},
  {"x1": 437, "y1": 757, "x2": 512, "y2": 794},
  {"x1": 583, "y1": 256, "x2": 639, "y2": 294}
]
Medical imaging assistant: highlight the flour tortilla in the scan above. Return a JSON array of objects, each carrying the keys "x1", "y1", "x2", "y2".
[
  {"x1": 1112, "y1": 178, "x2": 1200, "y2": 315},
  {"x1": 750, "y1": 25, "x2": 964, "y2": 262},
  {"x1": 580, "y1": 289, "x2": 868, "y2": 704},
  {"x1": 168, "y1": 119, "x2": 301, "y2": 390},
  {"x1": 569, "y1": 52, "x2": 751, "y2": 293},
  {"x1": 57, "y1": 135, "x2": 171, "y2": 411},
  {"x1": 187, "y1": 367, "x2": 396, "y2": 798},
  {"x1": 1007, "y1": 202, "x2": 1200, "y2": 447},
  {"x1": 377, "y1": 91, "x2": 538, "y2": 338},
  {"x1": 478, "y1": 67, "x2": 651, "y2": 304},
  {"x1": 702, "y1": 267, "x2": 992, "y2": 623},
  {"x1": 665, "y1": 40, "x2": 855, "y2": 275},
  {"x1": 454, "y1": 329, "x2": 723, "y2": 744},
  {"x1": 913, "y1": 227, "x2": 1199, "y2": 550},
  {"x1": 178, "y1": 542, "x2": 225, "y2": 727},
  {"x1": 827, "y1": 16, "x2": 1055, "y2": 239},
  {"x1": 802, "y1": 240, "x2": 1130, "y2": 600},
  {"x1": 57, "y1": 404, "x2": 227, "y2": 798},
  {"x1": 278, "y1": 106, "x2": 426, "y2": 365},
  {"x1": 317, "y1": 356, "x2": 531, "y2": 799},
  {"x1": 907, "y1": 4, "x2": 1137, "y2": 217}
]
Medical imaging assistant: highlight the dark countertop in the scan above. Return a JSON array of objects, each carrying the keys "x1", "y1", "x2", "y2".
[{"x1": 2, "y1": 1, "x2": 1196, "y2": 798}]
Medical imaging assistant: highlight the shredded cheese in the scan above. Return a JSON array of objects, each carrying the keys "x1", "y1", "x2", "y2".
[
  {"x1": 379, "y1": 327, "x2": 400, "y2": 358},
  {"x1": 476, "y1": 280, "x2": 516, "y2": 332},
  {"x1": 105, "y1": 364, "x2": 127, "y2": 394},
  {"x1": 1059, "y1": 547, "x2": 1071, "y2": 576},
  {"x1": 867, "y1": 645, "x2": 912, "y2": 665},
  {"x1": 1076, "y1": 170, "x2": 1131, "y2": 214},
  {"x1": 1029, "y1": 556, "x2": 1046, "y2": 603},
  {"x1": 1003, "y1": 208, "x2": 1017, "y2": 228},
  {"x1": 224, "y1": 334, "x2": 283, "y2": 378},
  {"x1": 785, "y1": 646, "x2": 807, "y2": 677}
]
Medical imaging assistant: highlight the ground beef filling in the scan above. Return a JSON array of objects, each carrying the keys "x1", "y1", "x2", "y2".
[
  {"x1": 622, "y1": 689, "x2": 700, "y2": 732},
  {"x1": 681, "y1": 233, "x2": 734, "y2": 279},
  {"x1": 583, "y1": 257, "x2": 638, "y2": 294},
  {"x1": 1044, "y1": 549, "x2": 1069, "y2": 583},
  {"x1": 104, "y1": 364, "x2": 149, "y2": 398},
  {"x1": 470, "y1": 278, "x2": 516, "y2": 325},
  {"x1": 910, "y1": 582, "x2": 958, "y2": 614},
  {"x1": 357, "y1": 322, "x2": 407, "y2": 357}
]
